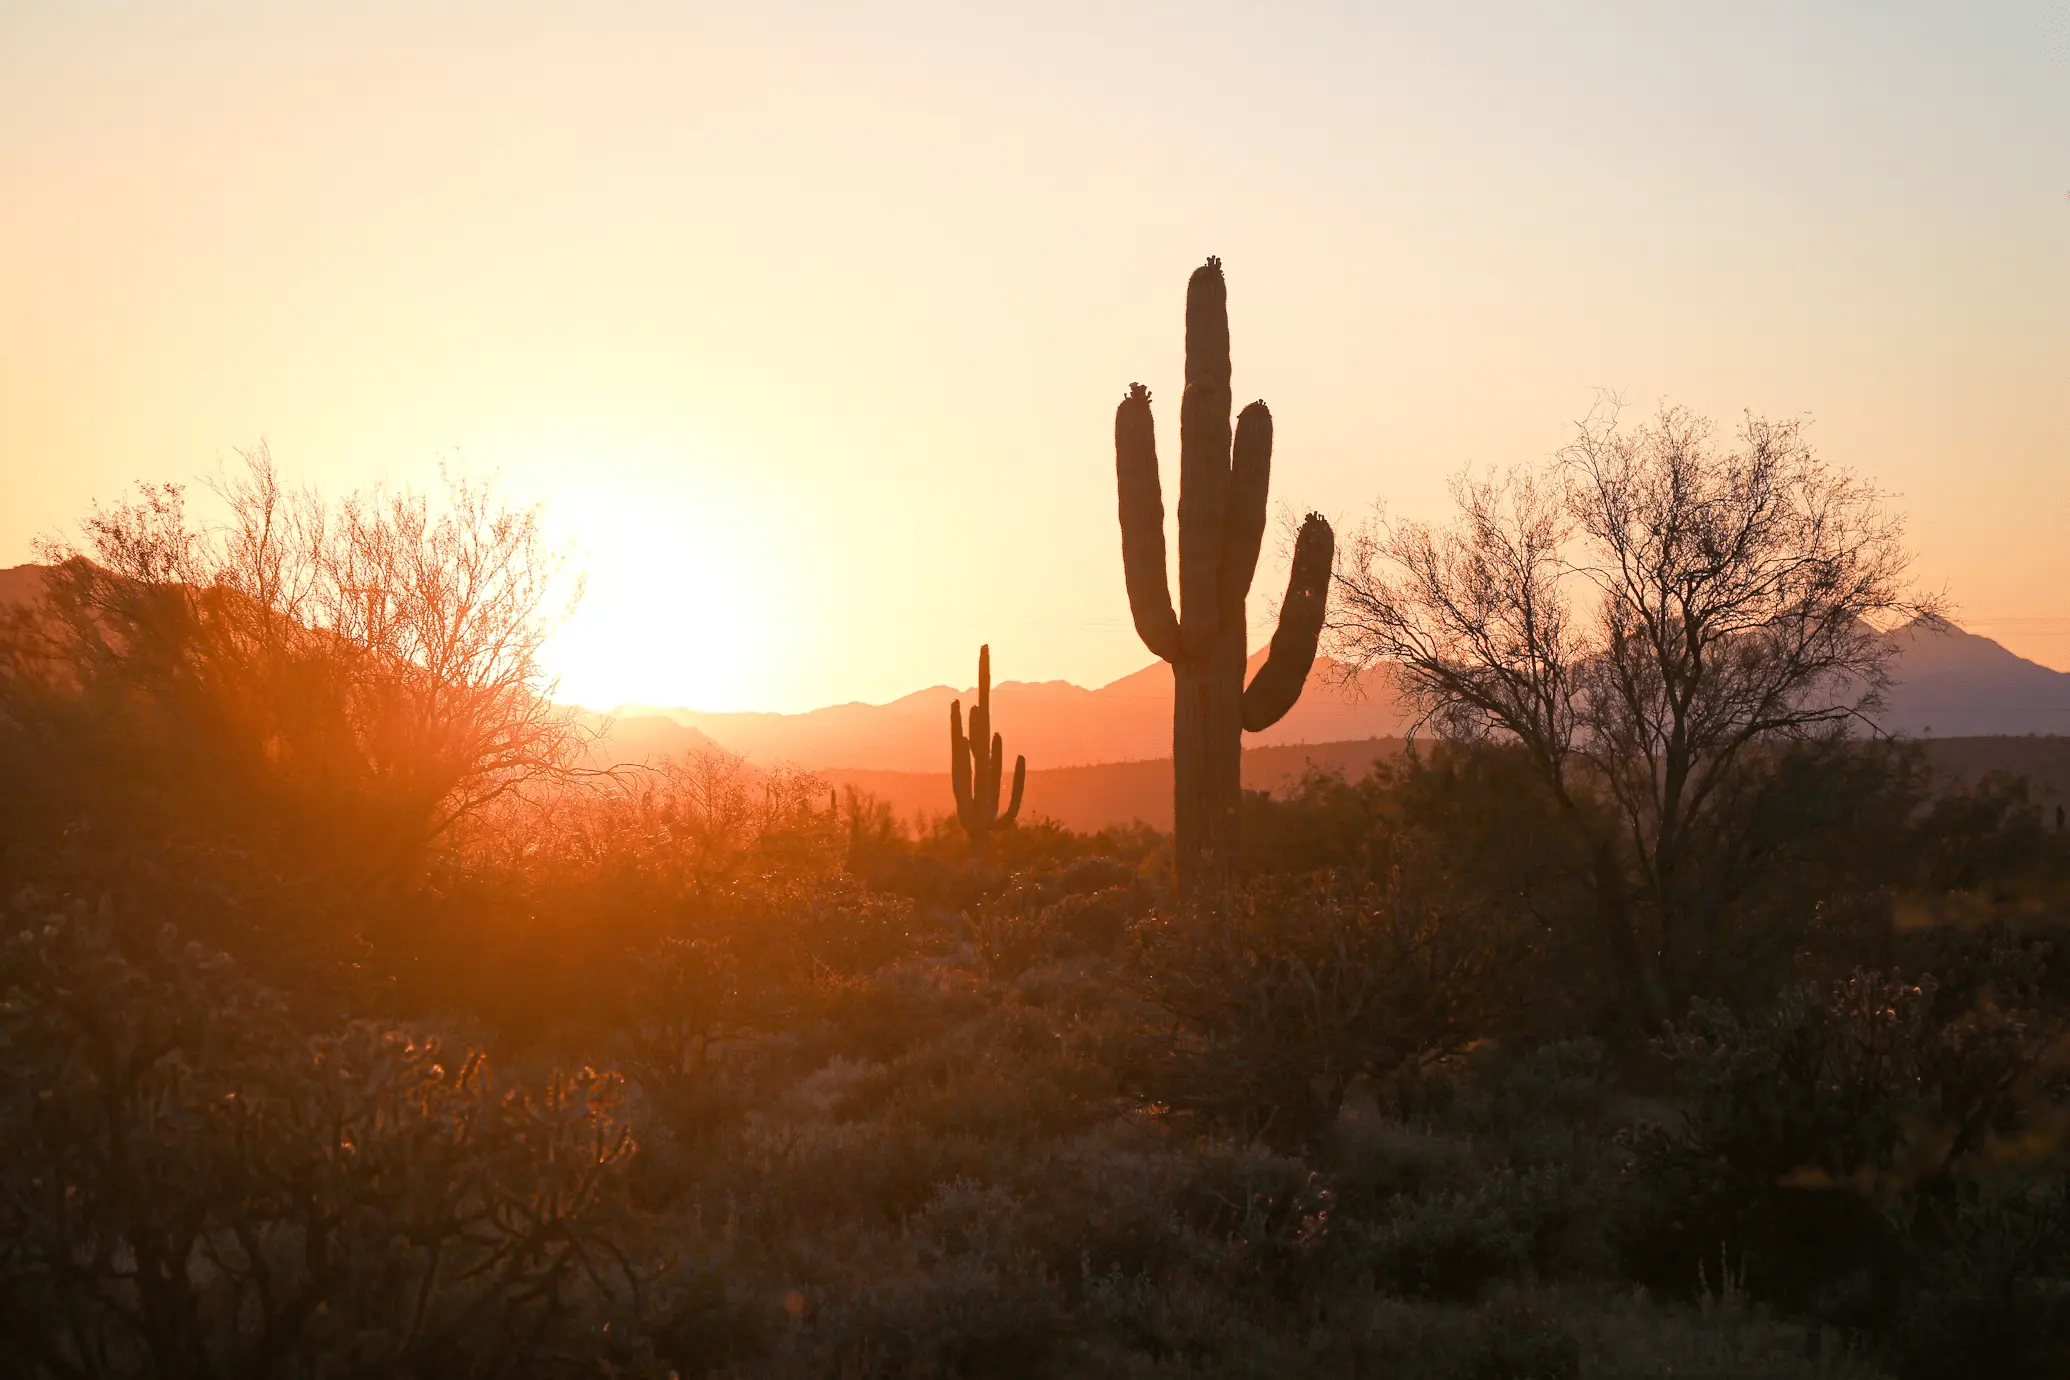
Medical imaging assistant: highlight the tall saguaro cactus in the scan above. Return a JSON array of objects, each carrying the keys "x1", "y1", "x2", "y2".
[
  {"x1": 950, "y1": 644, "x2": 1026, "y2": 850},
  {"x1": 1116, "y1": 257, "x2": 1335, "y2": 893}
]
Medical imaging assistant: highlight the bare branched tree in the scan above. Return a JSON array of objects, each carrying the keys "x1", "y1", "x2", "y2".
[
  {"x1": 1328, "y1": 403, "x2": 1943, "y2": 1017},
  {"x1": 7, "y1": 448, "x2": 580, "y2": 863}
]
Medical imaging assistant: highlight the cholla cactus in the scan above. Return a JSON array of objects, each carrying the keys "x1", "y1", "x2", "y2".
[
  {"x1": 950, "y1": 644, "x2": 1025, "y2": 849},
  {"x1": 1115, "y1": 257, "x2": 1334, "y2": 893}
]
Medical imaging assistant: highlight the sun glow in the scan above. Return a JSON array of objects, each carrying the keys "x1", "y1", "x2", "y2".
[
  {"x1": 538, "y1": 496, "x2": 781, "y2": 714},
  {"x1": 0, "y1": 4, "x2": 2062, "y2": 710}
]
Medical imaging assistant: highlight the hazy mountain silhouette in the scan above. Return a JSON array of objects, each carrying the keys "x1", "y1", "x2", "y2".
[
  {"x1": 1872, "y1": 620, "x2": 2070, "y2": 737},
  {"x1": 569, "y1": 711, "x2": 726, "y2": 770},
  {"x1": 619, "y1": 652, "x2": 1411, "y2": 773},
  {"x1": 619, "y1": 624, "x2": 2070, "y2": 772}
]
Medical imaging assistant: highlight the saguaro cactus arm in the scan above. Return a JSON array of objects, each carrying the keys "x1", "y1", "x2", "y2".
[
  {"x1": 1242, "y1": 512, "x2": 1336, "y2": 731},
  {"x1": 1178, "y1": 258, "x2": 1233, "y2": 655},
  {"x1": 1002, "y1": 755, "x2": 1026, "y2": 825},
  {"x1": 980, "y1": 732, "x2": 1001, "y2": 818},
  {"x1": 1222, "y1": 400, "x2": 1273, "y2": 612},
  {"x1": 1116, "y1": 385, "x2": 1181, "y2": 662}
]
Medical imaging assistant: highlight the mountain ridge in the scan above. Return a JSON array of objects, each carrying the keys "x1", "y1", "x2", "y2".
[
  {"x1": 610, "y1": 651, "x2": 1409, "y2": 772},
  {"x1": 612, "y1": 622, "x2": 2070, "y2": 773}
]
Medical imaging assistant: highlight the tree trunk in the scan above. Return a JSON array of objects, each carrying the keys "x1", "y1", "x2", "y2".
[{"x1": 1589, "y1": 837, "x2": 1668, "y2": 1030}]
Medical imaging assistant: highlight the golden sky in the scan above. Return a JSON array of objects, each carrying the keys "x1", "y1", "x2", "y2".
[{"x1": 3, "y1": 2, "x2": 2064, "y2": 712}]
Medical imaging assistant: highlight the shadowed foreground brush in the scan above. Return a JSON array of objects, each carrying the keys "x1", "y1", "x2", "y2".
[
  {"x1": 1122, "y1": 868, "x2": 1519, "y2": 1150},
  {"x1": 0, "y1": 892, "x2": 670, "y2": 1379}
]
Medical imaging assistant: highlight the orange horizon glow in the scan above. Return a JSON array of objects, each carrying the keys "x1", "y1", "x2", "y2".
[{"x1": 4, "y1": 4, "x2": 2064, "y2": 713}]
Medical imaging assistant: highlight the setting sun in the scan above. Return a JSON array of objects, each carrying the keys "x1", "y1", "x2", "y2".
[{"x1": 541, "y1": 491, "x2": 785, "y2": 713}]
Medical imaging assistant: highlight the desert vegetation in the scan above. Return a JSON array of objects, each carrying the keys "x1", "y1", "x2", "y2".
[{"x1": 1, "y1": 386, "x2": 2065, "y2": 1374}]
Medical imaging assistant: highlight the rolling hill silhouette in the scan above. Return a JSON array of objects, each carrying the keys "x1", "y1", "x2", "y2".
[
  {"x1": 614, "y1": 622, "x2": 2070, "y2": 772},
  {"x1": 589, "y1": 618, "x2": 2070, "y2": 828},
  {"x1": 617, "y1": 651, "x2": 1410, "y2": 773}
]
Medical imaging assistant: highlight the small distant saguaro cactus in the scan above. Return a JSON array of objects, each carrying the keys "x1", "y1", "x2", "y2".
[
  {"x1": 950, "y1": 644, "x2": 1026, "y2": 850},
  {"x1": 1116, "y1": 257, "x2": 1334, "y2": 894}
]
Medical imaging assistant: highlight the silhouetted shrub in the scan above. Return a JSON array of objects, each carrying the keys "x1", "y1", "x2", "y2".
[
  {"x1": 1123, "y1": 868, "x2": 1523, "y2": 1148},
  {"x1": 0, "y1": 891, "x2": 657, "y2": 1379},
  {"x1": 1351, "y1": 1176, "x2": 1543, "y2": 1300},
  {"x1": 1615, "y1": 970, "x2": 2064, "y2": 1334},
  {"x1": 1881, "y1": 1181, "x2": 2070, "y2": 1380},
  {"x1": 1913, "y1": 771, "x2": 2069, "y2": 897},
  {"x1": 621, "y1": 934, "x2": 784, "y2": 1143}
]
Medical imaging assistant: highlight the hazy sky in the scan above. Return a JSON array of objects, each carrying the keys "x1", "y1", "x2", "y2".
[{"x1": 3, "y1": 2, "x2": 2064, "y2": 711}]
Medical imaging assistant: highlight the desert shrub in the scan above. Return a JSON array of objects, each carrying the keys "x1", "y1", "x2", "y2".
[
  {"x1": 1668, "y1": 741, "x2": 1930, "y2": 1003},
  {"x1": 1881, "y1": 1181, "x2": 2070, "y2": 1380},
  {"x1": 966, "y1": 877, "x2": 1064, "y2": 980},
  {"x1": 621, "y1": 934, "x2": 789, "y2": 1143},
  {"x1": 1614, "y1": 970, "x2": 2065, "y2": 1332},
  {"x1": 1241, "y1": 766, "x2": 1394, "y2": 876},
  {"x1": 1328, "y1": 1119, "x2": 1486, "y2": 1211},
  {"x1": 1353, "y1": 1183, "x2": 1540, "y2": 1301},
  {"x1": 1249, "y1": 745, "x2": 1630, "y2": 1034},
  {"x1": 641, "y1": 1265, "x2": 775, "y2": 1379},
  {"x1": 970, "y1": 870, "x2": 1150, "y2": 980},
  {"x1": 0, "y1": 891, "x2": 657, "y2": 1379},
  {"x1": 828, "y1": 1030, "x2": 1102, "y2": 1143},
  {"x1": 1389, "y1": 1172, "x2": 1606, "y2": 1308},
  {"x1": 1912, "y1": 771, "x2": 2069, "y2": 898},
  {"x1": 809, "y1": 958, "x2": 992, "y2": 1065},
  {"x1": 1453, "y1": 1300, "x2": 1582, "y2": 1379},
  {"x1": 1460, "y1": 1039, "x2": 1612, "y2": 1125},
  {"x1": 842, "y1": 799, "x2": 1165, "y2": 917},
  {"x1": 1889, "y1": 910, "x2": 2070, "y2": 1022},
  {"x1": 780, "y1": 875, "x2": 937, "y2": 976},
  {"x1": 1041, "y1": 887, "x2": 1138, "y2": 953},
  {"x1": 786, "y1": 1253, "x2": 1068, "y2": 1380},
  {"x1": 1123, "y1": 868, "x2": 1521, "y2": 1148},
  {"x1": 501, "y1": 747, "x2": 841, "y2": 907},
  {"x1": 1025, "y1": 856, "x2": 1153, "y2": 960},
  {"x1": 1165, "y1": 1141, "x2": 1323, "y2": 1249}
]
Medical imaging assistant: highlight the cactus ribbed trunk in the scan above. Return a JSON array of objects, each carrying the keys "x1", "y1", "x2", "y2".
[
  {"x1": 1116, "y1": 258, "x2": 1335, "y2": 895},
  {"x1": 1172, "y1": 625, "x2": 1246, "y2": 883}
]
